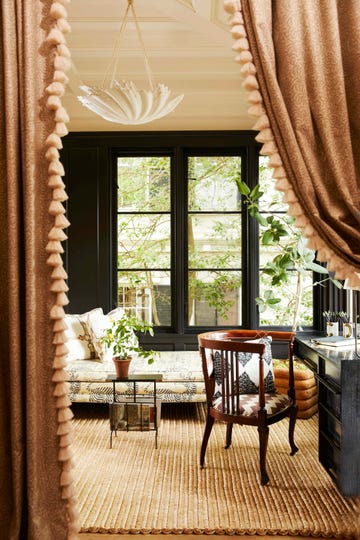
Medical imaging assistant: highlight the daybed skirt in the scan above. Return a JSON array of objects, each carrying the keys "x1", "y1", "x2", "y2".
[
  {"x1": 67, "y1": 380, "x2": 206, "y2": 403},
  {"x1": 65, "y1": 350, "x2": 206, "y2": 403}
]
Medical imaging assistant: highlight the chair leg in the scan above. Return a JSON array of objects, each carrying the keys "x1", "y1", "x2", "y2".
[
  {"x1": 200, "y1": 414, "x2": 214, "y2": 467},
  {"x1": 225, "y1": 423, "x2": 233, "y2": 449},
  {"x1": 258, "y1": 425, "x2": 269, "y2": 485},
  {"x1": 289, "y1": 405, "x2": 299, "y2": 456}
]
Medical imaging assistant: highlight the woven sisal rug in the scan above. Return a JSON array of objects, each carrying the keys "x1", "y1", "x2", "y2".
[{"x1": 72, "y1": 403, "x2": 359, "y2": 537}]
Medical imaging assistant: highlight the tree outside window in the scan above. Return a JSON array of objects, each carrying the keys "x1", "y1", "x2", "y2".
[{"x1": 116, "y1": 153, "x2": 322, "y2": 331}]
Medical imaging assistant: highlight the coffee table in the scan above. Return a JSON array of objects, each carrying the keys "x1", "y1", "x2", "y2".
[{"x1": 108, "y1": 373, "x2": 163, "y2": 449}]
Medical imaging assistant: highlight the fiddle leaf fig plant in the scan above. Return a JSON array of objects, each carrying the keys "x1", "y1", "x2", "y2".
[
  {"x1": 100, "y1": 313, "x2": 157, "y2": 364},
  {"x1": 236, "y1": 178, "x2": 343, "y2": 330}
]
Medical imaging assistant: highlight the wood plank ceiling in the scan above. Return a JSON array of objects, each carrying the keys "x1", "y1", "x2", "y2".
[{"x1": 63, "y1": 0, "x2": 253, "y2": 132}]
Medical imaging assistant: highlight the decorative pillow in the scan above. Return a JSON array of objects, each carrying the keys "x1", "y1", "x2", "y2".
[
  {"x1": 87, "y1": 306, "x2": 126, "y2": 363},
  {"x1": 213, "y1": 336, "x2": 275, "y2": 397},
  {"x1": 107, "y1": 306, "x2": 125, "y2": 321},
  {"x1": 64, "y1": 308, "x2": 103, "y2": 361}
]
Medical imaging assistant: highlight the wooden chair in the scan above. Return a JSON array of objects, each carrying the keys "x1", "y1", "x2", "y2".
[{"x1": 198, "y1": 330, "x2": 299, "y2": 485}]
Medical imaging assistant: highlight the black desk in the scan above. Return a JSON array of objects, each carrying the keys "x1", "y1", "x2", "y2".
[{"x1": 294, "y1": 335, "x2": 360, "y2": 496}]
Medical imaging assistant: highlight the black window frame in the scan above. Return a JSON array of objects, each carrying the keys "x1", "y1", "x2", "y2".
[
  {"x1": 62, "y1": 130, "x2": 346, "y2": 351},
  {"x1": 112, "y1": 142, "x2": 253, "y2": 339},
  {"x1": 111, "y1": 134, "x2": 328, "y2": 345}
]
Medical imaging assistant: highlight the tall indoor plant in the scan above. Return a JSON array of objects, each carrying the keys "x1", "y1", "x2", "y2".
[
  {"x1": 236, "y1": 178, "x2": 342, "y2": 331},
  {"x1": 100, "y1": 313, "x2": 157, "y2": 378}
]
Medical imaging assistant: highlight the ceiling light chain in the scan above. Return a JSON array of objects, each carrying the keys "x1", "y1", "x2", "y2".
[{"x1": 104, "y1": 0, "x2": 132, "y2": 88}]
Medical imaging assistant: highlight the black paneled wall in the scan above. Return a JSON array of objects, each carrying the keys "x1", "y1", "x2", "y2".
[{"x1": 62, "y1": 144, "x2": 113, "y2": 314}]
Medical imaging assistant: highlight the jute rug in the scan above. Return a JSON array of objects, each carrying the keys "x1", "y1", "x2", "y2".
[{"x1": 72, "y1": 403, "x2": 359, "y2": 538}]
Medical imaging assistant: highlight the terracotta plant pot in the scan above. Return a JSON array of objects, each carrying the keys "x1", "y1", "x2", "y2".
[{"x1": 113, "y1": 356, "x2": 132, "y2": 379}]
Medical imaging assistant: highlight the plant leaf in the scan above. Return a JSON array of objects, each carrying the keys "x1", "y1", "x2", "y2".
[
  {"x1": 306, "y1": 261, "x2": 329, "y2": 274},
  {"x1": 236, "y1": 180, "x2": 250, "y2": 195}
]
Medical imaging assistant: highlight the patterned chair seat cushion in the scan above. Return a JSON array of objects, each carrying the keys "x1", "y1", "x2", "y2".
[{"x1": 212, "y1": 392, "x2": 291, "y2": 417}]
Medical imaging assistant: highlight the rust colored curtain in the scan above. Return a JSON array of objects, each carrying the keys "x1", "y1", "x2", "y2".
[
  {"x1": 225, "y1": 0, "x2": 360, "y2": 287},
  {"x1": 0, "y1": 1, "x2": 77, "y2": 538}
]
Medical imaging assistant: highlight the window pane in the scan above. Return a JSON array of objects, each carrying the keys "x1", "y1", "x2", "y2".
[
  {"x1": 118, "y1": 214, "x2": 170, "y2": 269},
  {"x1": 118, "y1": 271, "x2": 171, "y2": 326},
  {"x1": 188, "y1": 214, "x2": 241, "y2": 268},
  {"x1": 258, "y1": 155, "x2": 313, "y2": 328},
  {"x1": 188, "y1": 156, "x2": 241, "y2": 211},
  {"x1": 118, "y1": 156, "x2": 170, "y2": 212},
  {"x1": 259, "y1": 270, "x2": 313, "y2": 328},
  {"x1": 117, "y1": 155, "x2": 171, "y2": 326},
  {"x1": 188, "y1": 270, "x2": 242, "y2": 326},
  {"x1": 259, "y1": 155, "x2": 288, "y2": 212},
  {"x1": 187, "y1": 155, "x2": 242, "y2": 328}
]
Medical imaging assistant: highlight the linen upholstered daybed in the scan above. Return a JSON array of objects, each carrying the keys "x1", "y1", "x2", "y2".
[
  {"x1": 63, "y1": 307, "x2": 317, "y2": 417},
  {"x1": 63, "y1": 308, "x2": 206, "y2": 403}
]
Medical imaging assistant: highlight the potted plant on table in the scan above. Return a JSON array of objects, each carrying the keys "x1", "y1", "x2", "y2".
[{"x1": 100, "y1": 313, "x2": 157, "y2": 378}]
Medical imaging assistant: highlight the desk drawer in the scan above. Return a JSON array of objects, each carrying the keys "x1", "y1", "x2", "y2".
[
  {"x1": 319, "y1": 404, "x2": 341, "y2": 445},
  {"x1": 319, "y1": 431, "x2": 340, "y2": 481},
  {"x1": 324, "y1": 361, "x2": 341, "y2": 385},
  {"x1": 317, "y1": 378, "x2": 341, "y2": 417}
]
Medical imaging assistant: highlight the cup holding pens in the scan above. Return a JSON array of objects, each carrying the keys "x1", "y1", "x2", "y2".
[
  {"x1": 326, "y1": 321, "x2": 339, "y2": 337},
  {"x1": 343, "y1": 322, "x2": 354, "y2": 339}
]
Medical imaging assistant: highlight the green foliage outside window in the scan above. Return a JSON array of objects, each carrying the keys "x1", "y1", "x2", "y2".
[
  {"x1": 187, "y1": 155, "x2": 242, "y2": 324},
  {"x1": 117, "y1": 154, "x2": 341, "y2": 330},
  {"x1": 236, "y1": 158, "x2": 342, "y2": 330}
]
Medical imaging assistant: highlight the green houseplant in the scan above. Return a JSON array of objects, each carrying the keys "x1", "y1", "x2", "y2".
[
  {"x1": 100, "y1": 313, "x2": 157, "y2": 378},
  {"x1": 236, "y1": 178, "x2": 342, "y2": 330}
]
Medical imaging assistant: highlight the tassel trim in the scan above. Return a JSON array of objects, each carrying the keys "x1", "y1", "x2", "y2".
[
  {"x1": 45, "y1": 2, "x2": 79, "y2": 537},
  {"x1": 225, "y1": 0, "x2": 360, "y2": 288}
]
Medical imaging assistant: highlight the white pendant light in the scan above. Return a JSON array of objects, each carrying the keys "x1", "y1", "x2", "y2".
[{"x1": 77, "y1": 0, "x2": 184, "y2": 125}]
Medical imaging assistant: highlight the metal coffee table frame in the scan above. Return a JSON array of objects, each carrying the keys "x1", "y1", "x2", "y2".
[{"x1": 108, "y1": 373, "x2": 163, "y2": 449}]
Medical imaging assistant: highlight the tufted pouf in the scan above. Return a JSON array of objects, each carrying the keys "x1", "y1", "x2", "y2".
[{"x1": 273, "y1": 358, "x2": 318, "y2": 418}]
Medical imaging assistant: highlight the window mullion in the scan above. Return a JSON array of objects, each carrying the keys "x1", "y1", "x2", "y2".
[
  {"x1": 173, "y1": 147, "x2": 185, "y2": 334},
  {"x1": 242, "y1": 146, "x2": 259, "y2": 328}
]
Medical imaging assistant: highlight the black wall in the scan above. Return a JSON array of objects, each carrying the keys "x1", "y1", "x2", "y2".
[{"x1": 62, "y1": 144, "x2": 113, "y2": 313}]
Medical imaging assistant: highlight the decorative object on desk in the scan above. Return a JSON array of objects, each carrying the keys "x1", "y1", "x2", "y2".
[
  {"x1": 76, "y1": 0, "x2": 183, "y2": 125},
  {"x1": 113, "y1": 357, "x2": 132, "y2": 379},
  {"x1": 326, "y1": 321, "x2": 339, "y2": 337},
  {"x1": 323, "y1": 310, "x2": 339, "y2": 336},
  {"x1": 343, "y1": 322, "x2": 353, "y2": 338},
  {"x1": 338, "y1": 311, "x2": 353, "y2": 338},
  {"x1": 100, "y1": 313, "x2": 157, "y2": 378},
  {"x1": 310, "y1": 335, "x2": 356, "y2": 348}
]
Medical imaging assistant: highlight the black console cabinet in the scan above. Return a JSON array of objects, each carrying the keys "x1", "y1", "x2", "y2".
[{"x1": 294, "y1": 335, "x2": 360, "y2": 497}]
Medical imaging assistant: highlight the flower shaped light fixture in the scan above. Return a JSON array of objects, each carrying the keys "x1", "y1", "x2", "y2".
[{"x1": 77, "y1": 0, "x2": 184, "y2": 125}]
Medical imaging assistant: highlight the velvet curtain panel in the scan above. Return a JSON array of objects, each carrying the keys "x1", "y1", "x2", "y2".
[
  {"x1": 225, "y1": 0, "x2": 360, "y2": 286},
  {"x1": 0, "y1": 1, "x2": 76, "y2": 538},
  {"x1": 1, "y1": 1, "x2": 359, "y2": 538}
]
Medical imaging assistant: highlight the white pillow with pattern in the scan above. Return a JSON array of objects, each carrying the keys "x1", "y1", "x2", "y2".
[{"x1": 64, "y1": 307, "x2": 103, "y2": 361}]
